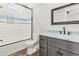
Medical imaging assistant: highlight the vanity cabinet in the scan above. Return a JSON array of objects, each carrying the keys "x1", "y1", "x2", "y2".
[{"x1": 39, "y1": 35, "x2": 79, "y2": 56}]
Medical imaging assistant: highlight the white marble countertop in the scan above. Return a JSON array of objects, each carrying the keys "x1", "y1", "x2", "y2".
[{"x1": 40, "y1": 32, "x2": 79, "y2": 43}]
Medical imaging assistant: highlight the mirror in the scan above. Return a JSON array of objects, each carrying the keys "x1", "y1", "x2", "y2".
[{"x1": 51, "y1": 3, "x2": 79, "y2": 25}]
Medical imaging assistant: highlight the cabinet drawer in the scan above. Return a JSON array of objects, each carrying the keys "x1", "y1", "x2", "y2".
[
  {"x1": 48, "y1": 38, "x2": 66, "y2": 48},
  {"x1": 40, "y1": 35, "x2": 47, "y2": 43},
  {"x1": 48, "y1": 37, "x2": 79, "y2": 55},
  {"x1": 40, "y1": 41, "x2": 47, "y2": 56},
  {"x1": 48, "y1": 38, "x2": 74, "y2": 50}
]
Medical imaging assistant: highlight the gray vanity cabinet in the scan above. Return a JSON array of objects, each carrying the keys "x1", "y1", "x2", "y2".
[
  {"x1": 39, "y1": 35, "x2": 79, "y2": 56},
  {"x1": 48, "y1": 46, "x2": 59, "y2": 56}
]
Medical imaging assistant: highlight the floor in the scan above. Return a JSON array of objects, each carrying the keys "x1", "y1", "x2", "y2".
[{"x1": 9, "y1": 48, "x2": 40, "y2": 56}]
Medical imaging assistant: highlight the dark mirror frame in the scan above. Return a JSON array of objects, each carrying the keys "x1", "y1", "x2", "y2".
[{"x1": 51, "y1": 3, "x2": 79, "y2": 25}]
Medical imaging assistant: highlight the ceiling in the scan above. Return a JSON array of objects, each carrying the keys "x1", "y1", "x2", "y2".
[
  {"x1": 0, "y1": 3, "x2": 70, "y2": 9},
  {"x1": 21, "y1": 3, "x2": 70, "y2": 9},
  {"x1": 21, "y1": 3, "x2": 46, "y2": 9}
]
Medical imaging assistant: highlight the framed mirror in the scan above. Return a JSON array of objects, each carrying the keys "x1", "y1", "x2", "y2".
[{"x1": 51, "y1": 3, "x2": 79, "y2": 25}]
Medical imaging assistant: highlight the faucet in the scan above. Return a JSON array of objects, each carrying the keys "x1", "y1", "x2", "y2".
[
  {"x1": 63, "y1": 27, "x2": 66, "y2": 34},
  {"x1": 59, "y1": 27, "x2": 71, "y2": 35},
  {"x1": 59, "y1": 27, "x2": 66, "y2": 34}
]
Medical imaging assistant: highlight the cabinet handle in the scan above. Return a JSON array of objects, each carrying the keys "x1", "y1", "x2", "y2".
[
  {"x1": 0, "y1": 40, "x2": 3, "y2": 42},
  {"x1": 57, "y1": 52, "x2": 59, "y2": 54},
  {"x1": 41, "y1": 39, "x2": 45, "y2": 41},
  {"x1": 40, "y1": 46, "x2": 45, "y2": 49},
  {"x1": 60, "y1": 53, "x2": 63, "y2": 56}
]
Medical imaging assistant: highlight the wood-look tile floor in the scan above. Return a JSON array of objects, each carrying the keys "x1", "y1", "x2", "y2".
[{"x1": 9, "y1": 49, "x2": 40, "y2": 56}]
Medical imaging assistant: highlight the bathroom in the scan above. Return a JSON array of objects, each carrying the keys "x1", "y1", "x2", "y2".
[{"x1": 1, "y1": 0, "x2": 79, "y2": 59}]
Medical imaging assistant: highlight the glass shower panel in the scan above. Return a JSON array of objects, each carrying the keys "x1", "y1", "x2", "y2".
[
  {"x1": 13, "y1": 4, "x2": 31, "y2": 24},
  {"x1": 0, "y1": 3, "x2": 32, "y2": 45}
]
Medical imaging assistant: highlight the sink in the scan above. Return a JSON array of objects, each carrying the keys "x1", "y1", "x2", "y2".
[
  {"x1": 41, "y1": 32, "x2": 79, "y2": 43},
  {"x1": 41, "y1": 32, "x2": 74, "y2": 40}
]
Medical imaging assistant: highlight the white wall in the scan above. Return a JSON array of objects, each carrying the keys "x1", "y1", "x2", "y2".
[{"x1": 33, "y1": 3, "x2": 79, "y2": 35}]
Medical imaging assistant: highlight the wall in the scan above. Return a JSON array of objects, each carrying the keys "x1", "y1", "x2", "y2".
[{"x1": 33, "y1": 3, "x2": 79, "y2": 35}]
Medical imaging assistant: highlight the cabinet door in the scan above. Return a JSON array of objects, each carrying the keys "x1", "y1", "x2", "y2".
[
  {"x1": 60, "y1": 49, "x2": 77, "y2": 56},
  {"x1": 40, "y1": 41, "x2": 47, "y2": 56},
  {"x1": 48, "y1": 46, "x2": 59, "y2": 56}
]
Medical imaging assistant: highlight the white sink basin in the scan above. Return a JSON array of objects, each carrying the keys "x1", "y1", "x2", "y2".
[{"x1": 41, "y1": 33, "x2": 71, "y2": 39}]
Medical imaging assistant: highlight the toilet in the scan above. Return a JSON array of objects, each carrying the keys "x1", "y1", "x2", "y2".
[{"x1": 24, "y1": 34, "x2": 39, "y2": 55}]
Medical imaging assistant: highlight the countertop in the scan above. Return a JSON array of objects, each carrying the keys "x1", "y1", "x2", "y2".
[{"x1": 40, "y1": 32, "x2": 79, "y2": 43}]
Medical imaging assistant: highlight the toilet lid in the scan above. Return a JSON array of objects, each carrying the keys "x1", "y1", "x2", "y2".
[{"x1": 24, "y1": 40, "x2": 36, "y2": 45}]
